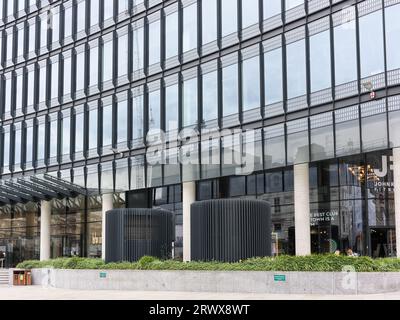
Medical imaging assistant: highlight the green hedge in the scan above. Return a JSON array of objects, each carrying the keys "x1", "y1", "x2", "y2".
[{"x1": 15, "y1": 255, "x2": 400, "y2": 272}]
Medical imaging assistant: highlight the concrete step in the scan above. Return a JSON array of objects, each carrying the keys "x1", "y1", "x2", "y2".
[{"x1": 0, "y1": 270, "x2": 9, "y2": 284}]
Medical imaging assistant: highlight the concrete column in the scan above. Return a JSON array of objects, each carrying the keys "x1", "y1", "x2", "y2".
[
  {"x1": 102, "y1": 193, "x2": 114, "y2": 260},
  {"x1": 183, "y1": 182, "x2": 196, "y2": 262},
  {"x1": 393, "y1": 148, "x2": 400, "y2": 258},
  {"x1": 40, "y1": 200, "x2": 52, "y2": 261},
  {"x1": 294, "y1": 163, "x2": 311, "y2": 256}
]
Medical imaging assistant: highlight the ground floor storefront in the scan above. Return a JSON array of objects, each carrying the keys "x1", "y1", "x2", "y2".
[{"x1": 0, "y1": 149, "x2": 399, "y2": 267}]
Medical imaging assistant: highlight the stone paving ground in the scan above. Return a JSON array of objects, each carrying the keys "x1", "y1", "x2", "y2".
[{"x1": 0, "y1": 285, "x2": 400, "y2": 300}]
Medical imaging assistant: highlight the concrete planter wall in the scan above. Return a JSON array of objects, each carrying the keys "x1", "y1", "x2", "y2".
[{"x1": 29, "y1": 269, "x2": 400, "y2": 295}]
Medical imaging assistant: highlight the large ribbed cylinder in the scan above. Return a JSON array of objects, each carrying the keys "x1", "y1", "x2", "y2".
[
  {"x1": 105, "y1": 208, "x2": 175, "y2": 263},
  {"x1": 191, "y1": 199, "x2": 271, "y2": 262}
]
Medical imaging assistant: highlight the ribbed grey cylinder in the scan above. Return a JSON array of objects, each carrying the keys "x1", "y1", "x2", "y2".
[
  {"x1": 191, "y1": 199, "x2": 271, "y2": 262},
  {"x1": 105, "y1": 208, "x2": 175, "y2": 263}
]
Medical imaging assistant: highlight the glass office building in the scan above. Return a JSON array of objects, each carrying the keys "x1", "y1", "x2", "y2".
[{"x1": 1, "y1": 0, "x2": 400, "y2": 267}]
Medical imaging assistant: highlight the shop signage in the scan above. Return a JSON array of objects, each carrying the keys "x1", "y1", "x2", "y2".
[
  {"x1": 373, "y1": 155, "x2": 393, "y2": 178},
  {"x1": 310, "y1": 210, "x2": 339, "y2": 226},
  {"x1": 372, "y1": 155, "x2": 394, "y2": 192},
  {"x1": 274, "y1": 275, "x2": 286, "y2": 282}
]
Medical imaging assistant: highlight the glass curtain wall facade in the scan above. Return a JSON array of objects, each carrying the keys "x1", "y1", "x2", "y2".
[{"x1": 0, "y1": 0, "x2": 399, "y2": 265}]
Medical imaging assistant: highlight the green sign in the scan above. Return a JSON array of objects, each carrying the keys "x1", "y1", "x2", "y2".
[
  {"x1": 99, "y1": 272, "x2": 107, "y2": 279},
  {"x1": 274, "y1": 275, "x2": 286, "y2": 282}
]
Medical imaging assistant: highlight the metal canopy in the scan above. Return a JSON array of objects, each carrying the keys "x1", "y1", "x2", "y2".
[{"x1": 0, "y1": 174, "x2": 91, "y2": 207}]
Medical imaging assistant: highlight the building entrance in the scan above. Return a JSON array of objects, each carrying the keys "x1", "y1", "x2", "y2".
[{"x1": 370, "y1": 228, "x2": 396, "y2": 258}]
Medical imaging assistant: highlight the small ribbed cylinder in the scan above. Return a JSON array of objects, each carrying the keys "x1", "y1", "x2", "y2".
[
  {"x1": 191, "y1": 199, "x2": 271, "y2": 262},
  {"x1": 105, "y1": 209, "x2": 175, "y2": 263}
]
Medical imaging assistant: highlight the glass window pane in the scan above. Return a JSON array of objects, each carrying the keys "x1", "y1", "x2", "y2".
[
  {"x1": 264, "y1": 124, "x2": 285, "y2": 169},
  {"x1": 26, "y1": 124, "x2": 34, "y2": 167},
  {"x1": 148, "y1": 18, "x2": 161, "y2": 66},
  {"x1": 202, "y1": 0, "x2": 217, "y2": 45},
  {"x1": 117, "y1": 32, "x2": 128, "y2": 78},
  {"x1": 334, "y1": 15, "x2": 357, "y2": 85},
  {"x1": 310, "y1": 112, "x2": 334, "y2": 161},
  {"x1": 165, "y1": 82, "x2": 179, "y2": 133},
  {"x1": 103, "y1": 0, "x2": 114, "y2": 21},
  {"x1": 286, "y1": 0, "x2": 303, "y2": 10},
  {"x1": 361, "y1": 101, "x2": 387, "y2": 152},
  {"x1": 115, "y1": 158, "x2": 129, "y2": 191},
  {"x1": 286, "y1": 38, "x2": 306, "y2": 99},
  {"x1": 4, "y1": 75, "x2": 12, "y2": 116},
  {"x1": 14, "y1": 124, "x2": 22, "y2": 168},
  {"x1": 75, "y1": 110, "x2": 84, "y2": 153},
  {"x1": 102, "y1": 103, "x2": 113, "y2": 147},
  {"x1": 165, "y1": 11, "x2": 178, "y2": 59},
  {"x1": 287, "y1": 118, "x2": 309, "y2": 165},
  {"x1": 17, "y1": 24, "x2": 24, "y2": 58},
  {"x1": 76, "y1": 49, "x2": 85, "y2": 92},
  {"x1": 221, "y1": 0, "x2": 237, "y2": 37},
  {"x1": 37, "y1": 117, "x2": 46, "y2": 162},
  {"x1": 15, "y1": 72, "x2": 23, "y2": 111},
  {"x1": 40, "y1": 13, "x2": 48, "y2": 49},
  {"x1": 359, "y1": 10, "x2": 384, "y2": 79},
  {"x1": 117, "y1": 99, "x2": 128, "y2": 144},
  {"x1": 389, "y1": 98, "x2": 400, "y2": 148},
  {"x1": 27, "y1": 67, "x2": 35, "y2": 108},
  {"x1": 3, "y1": 127, "x2": 10, "y2": 171},
  {"x1": 265, "y1": 46, "x2": 283, "y2": 105},
  {"x1": 38, "y1": 63, "x2": 47, "y2": 105},
  {"x1": 202, "y1": 70, "x2": 218, "y2": 122},
  {"x1": 6, "y1": 28, "x2": 13, "y2": 62},
  {"x1": 64, "y1": 6, "x2": 73, "y2": 39},
  {"x1": 132, "y1": 92, "x2": 144, "y2": 143},
  {"x1": 148, "y1": 89, "x2": 161, "y2": 130},
  {"x1": 183, "y1": 3, "x2": 197, "y2": 53},
  {"x1": 264, "y1": 0, "x2": 281, "y2": 19},
  {"x1": 89, "y1": 45, "x2": 98, "y2": 88},
  {"x1": 49, "y1": 115, "x2": 58, "y2": 159},
  {"x1": 89, "y1": 107, "x2": 98, "y2": 151},
  {"x1": 63, "y1": 55, "x2": 72, "y2": 97},
  {"x1": 182, "y1": 76, "x2": 198, "y2": 127},
  {"x1": 385, "y1": 4, "x2": 400, "y2": 72},
  {"x1": 102, "y1": 37, "x2": 113, "y2": 83},
  {"x1": 335, "y1": 106, "x2": 360, "y2": 156},
  {"x1": 222, "y1": 63, "x2": 239, "y2": 117},
  {"x1": 77, "y1": 0, "x2": 86, "y2": 33},
  {"x1": 310, "y1": 29, "x2": 331, "y2": 93},
  {"x1": 50, "y1": 58, "x2": 59, "y2": 100},
  {"x1": 132, "y1": 25, "x2": 144, "y2": 72},
  {"x1": 242, "y1": 55, "x2": 260, "y2": 111},
  {"x1": 62, "y1": 113, "x2": 71, "y2": 157},
  {"x1": 90, "y1": 0, "x2": 99, "y2": 27},
  {"x1": 242, "y1": 0, "x2": 259, "y2": 29}
]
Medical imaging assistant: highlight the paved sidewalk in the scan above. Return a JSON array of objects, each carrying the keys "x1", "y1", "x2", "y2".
[{"x1": 1, "y1": 285, "x2": 400, "y2": 300}]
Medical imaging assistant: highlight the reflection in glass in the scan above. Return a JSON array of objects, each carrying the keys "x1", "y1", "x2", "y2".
[
  {"x1": 265, "y1": 47, "x2": 283, "y2": 105},
  {"x1": 221, "y1": 0, "x2": 237, "y2": 37},
  {"x1": 222, "y1": 64, "x2": 239, "y2": 117},
  {"x1": 334, "y1": 17, "x2": 357, "y2": 85},
  {"x1": 286, "y1": 39, "x2": 306, "y2": 99},
  {"x1": 202, "y1": 70, "x2": 218, "y2": 122},
  {"x1": 183, "y1": 4, "x2": 197, "y2": 53},
  {"x1": 242, "y1": 56, "x2": 260, "y2": 111},
  {"x1": 385, "y1": 4, "x2": 400, "y2": 72},
  {"x1": 359, "y1": 10, "x2": 384, "y2": 78},
  {"x1": 242, "y1": 0, "x2": 259, "y2": 29},
  {"x1": 182, "y1": 77, "x2": 198, "y2": 127},
  {"x1": 310, "y1": 30, "x2": 331, "y2": 93},
  {"x1": 335, "y1": 106, "x2": 360, "y2": 157},
  {"x1": 202, "y1": 0, "x2": 217, "y2": 45}
]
